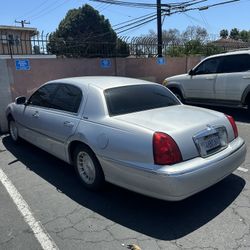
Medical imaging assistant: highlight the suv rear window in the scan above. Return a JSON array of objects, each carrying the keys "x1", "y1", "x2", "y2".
[{"x1": 104, "y1": 84, "x2": 179, "y2": 116}]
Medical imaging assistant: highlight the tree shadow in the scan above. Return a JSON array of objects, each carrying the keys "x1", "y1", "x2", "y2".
[{"x1": 2, "y1": 136, "x2": 245, "y2": 241}]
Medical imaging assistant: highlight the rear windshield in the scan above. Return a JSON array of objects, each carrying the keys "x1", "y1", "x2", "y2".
[{"x1": 104, "y1": 84, "x2": 180, "y2": 116}]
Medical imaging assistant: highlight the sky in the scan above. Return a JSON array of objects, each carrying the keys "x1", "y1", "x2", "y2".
[{"x1": 1, "y1": 0, "x2": 250, "y2": 39}]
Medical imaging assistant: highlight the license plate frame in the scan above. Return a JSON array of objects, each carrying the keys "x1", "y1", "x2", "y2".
[{"x1": 193, "y1": 125, "x2": 228, "y2": 158}]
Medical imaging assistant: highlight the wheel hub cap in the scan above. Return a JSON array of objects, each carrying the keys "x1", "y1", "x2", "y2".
[{"x1": 77, "y1": 152, "x2": 96, "y2": 184}]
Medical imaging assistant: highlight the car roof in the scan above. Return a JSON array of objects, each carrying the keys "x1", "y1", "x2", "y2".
[
  {"x1": 48, "y1": 76, "x2": 156, "y2": 90},
  {"x1": 205, "y1": 49, "x2": 250, "y2": 60}
]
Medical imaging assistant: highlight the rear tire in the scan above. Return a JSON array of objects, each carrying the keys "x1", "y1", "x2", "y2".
[
  {"x1": 8, "y1": 119, "x2": 20, "y2": 143},
  {"x1": 73, "y1": 145, "x2": 104, "y2": 190}
]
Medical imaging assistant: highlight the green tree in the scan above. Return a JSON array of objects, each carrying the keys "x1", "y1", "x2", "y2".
[
  {"x1": 203, "y1": 44, "x2": 224, "y2": 56},
  {"x1": 239, "y1": 30, "x2": 250, "y2": 42},
  {"x1": 220, "y1": 29, "x2": 228, "y2": 39},
  {"x1": 166, "y1": 45, "x2": 185, "y2": 57},
  {"x1": 47, "y1": 4, "x2": 129, "y2": 57},
  {"x1": 184, "y1": 40, "x2": 203, "y2": 55},
  {"x1": 229, "y1": 28, "x2": 240, "y2": 40}
]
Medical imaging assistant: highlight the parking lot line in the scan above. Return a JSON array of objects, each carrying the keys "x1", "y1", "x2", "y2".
[
  {"x1": 237, "y1": 167, "x2": 249, "y2": 173},
  {"x1": 0, "y1": 168, "x2": 58, "y2": 250}
]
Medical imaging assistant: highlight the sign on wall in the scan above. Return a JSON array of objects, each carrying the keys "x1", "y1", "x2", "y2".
[
  {"x1": 100, "y1": 59, "x2": 112, "y2": 68},
  {"x1": 157, "y1": 57, "x2": 166, "y2": 65},
  {"x1": 15, "y1": 59, "x2": 30, "y2": 71}
]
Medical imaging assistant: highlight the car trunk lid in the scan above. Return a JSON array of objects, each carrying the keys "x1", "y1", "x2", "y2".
[{"x1": 114, "y1": 105, "x2": 231, "y2": 161}]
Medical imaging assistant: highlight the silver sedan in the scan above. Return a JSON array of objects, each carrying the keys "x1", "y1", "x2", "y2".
[{"x1": 6, "y1": 76, "x2": 246, "y2": 201}]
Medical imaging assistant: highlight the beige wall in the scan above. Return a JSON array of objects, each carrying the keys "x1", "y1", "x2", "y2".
[
  {"x1": 0, "y1": 56, "x2": 201, "y2": 132},
  {"x1": 6, "y1": 56, "x2": 201, "y2": 99},
  {"x1": 0, "y1": 60, "x2": 13, "y2": 132}
]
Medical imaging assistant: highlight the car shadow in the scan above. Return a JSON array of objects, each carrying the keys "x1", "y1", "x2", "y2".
[{"x1": 2, "y1": 136, "x2": 245, "y2": 241}]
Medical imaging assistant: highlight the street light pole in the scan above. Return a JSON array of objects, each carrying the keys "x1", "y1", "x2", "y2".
[{"x1": 157, "y1": 0, "x2": 162, "y2": 57}]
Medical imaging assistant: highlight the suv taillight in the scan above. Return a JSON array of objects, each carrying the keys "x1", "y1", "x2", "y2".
[
  {"x1": 153, "y1": 132, "x2": 182, "y2": 165},
  {"x1": 226, "y1": 115, "x2": 238, "y2": 139}
]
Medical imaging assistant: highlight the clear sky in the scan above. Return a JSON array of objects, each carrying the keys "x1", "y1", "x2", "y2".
[{"x1": 1, "y1": 0, "x2": 250, "y2": 38}]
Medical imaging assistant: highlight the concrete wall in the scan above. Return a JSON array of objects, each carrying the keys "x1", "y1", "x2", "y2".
[
  {"x1": 0, "y1": 60, "x2": 13, "y2": 132},
  {"x1": 0, "y1": 56, "x2": 201, "y2": 132}
]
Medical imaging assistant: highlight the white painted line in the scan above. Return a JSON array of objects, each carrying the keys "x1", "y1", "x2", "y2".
[
  {"x1": 0, "y1": 169, "x2": 58, "y2": 250},
  {"x1": 237, "y1": 167, "x2": 249, "y2": 173}
]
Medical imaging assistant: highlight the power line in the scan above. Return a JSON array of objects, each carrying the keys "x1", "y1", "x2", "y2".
[
  {"x1": 182, "y1": 0, "x2": 240, "y2": 12},
  {"x1": 24, "y1": 0, "x2": 67, "y2": 21},
  {"x1": 90, "y1": 0, "x2": 158, "y2": 9},
  {"x1": 98, "y1": 3, "x2": 112, "y2": 12},
  {"x1": 47, "y1": 12, "x2": 157, "y2": 43},
  {"x1": 113, "y1": 12, "x2": 155, "y2": 27},
  {"x1": 88, "y1": 13, "x2": 158, "y2": 38},
  {"x1": 92, "y1": 0, "x2": 241, "y2": 57},
  {"x1": 117, "y1": 16, "x2": 157, "y2": 34},
  {"x1": 15, "y1": 0, "x2": 50, "y2": 20},
  {"x1": 30, "y1": 0, "x2": 72, "y2": 21},
  {"x1": 183, "y1": 12, "x2": 205, "y2": 26},
  {"x1": 199, "y1": 12, "x2": 210, "y2": 30},
  {"x1": 115, "y1": 14, "x2": 157, "y2": 31},
  {"x1": 90, "y1": 0, "x2": 210, "y2": 9}
]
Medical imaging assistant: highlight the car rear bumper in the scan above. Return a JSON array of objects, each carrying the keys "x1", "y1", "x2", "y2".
[
  {"x1": 102, "y1": 137, "x2": 246, "y2": 201},
  {"x1": 154, "y1": 137, "x2": 246, "y2": 200}
]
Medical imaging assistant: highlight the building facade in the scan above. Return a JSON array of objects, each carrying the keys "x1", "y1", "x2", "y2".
[{"x1": 0, "y1": 25, "x2": 38, "y2": 55}]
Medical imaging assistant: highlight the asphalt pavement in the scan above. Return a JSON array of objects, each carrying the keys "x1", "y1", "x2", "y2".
[{"x1": 0, "y1": 106, "x2": 249, "y2": 250}]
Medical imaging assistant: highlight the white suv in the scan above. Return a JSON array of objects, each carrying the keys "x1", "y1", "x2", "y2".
[{"x1": 163, "y1": 50, "x2": 250, "y2": 112}]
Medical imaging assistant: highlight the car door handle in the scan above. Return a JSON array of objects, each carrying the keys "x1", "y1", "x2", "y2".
[
  {"x1": 63, "y1": 121, "x2": 74, "y2": 127},
  {"x1": 205, "y1": 77, "x2": 215, "y2": 80},
  {"x1": 32, "y1": 111, "x2": 39, "y2": 118}
]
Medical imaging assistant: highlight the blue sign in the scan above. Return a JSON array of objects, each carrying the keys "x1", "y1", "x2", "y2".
[
  {"x1": 157, "y1": 57, "x2": 166, "y2": 65},
  {"x1": 100, "y1": 59, "x2": 111, "y2": 68},
  {"x1": 15, "y1": 59, "x2": 30, "y2": 70}
]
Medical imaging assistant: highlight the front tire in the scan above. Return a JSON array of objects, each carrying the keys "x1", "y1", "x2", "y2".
[
  {"x1": 73, "y1": 145, "x2": 104, "y2": 190},
  {"x1": 9, "y1": 119, "x2": 20, "y2": 143}
]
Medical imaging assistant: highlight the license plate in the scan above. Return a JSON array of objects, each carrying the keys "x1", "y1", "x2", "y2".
[
  {"x1": 193, "y1": 126, "x2": 228, "y2": 157},
  {"x1": 201, "y1": 134, "x2": 221, "y2": 152}
]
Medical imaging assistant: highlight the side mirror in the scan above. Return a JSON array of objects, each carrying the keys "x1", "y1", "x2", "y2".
[
  {"x1": 15, "y1": 96, "x2": 27, "y2": 105},
  {"x1": 188, "y1": 69, "x2": 194, "y2": 76}
]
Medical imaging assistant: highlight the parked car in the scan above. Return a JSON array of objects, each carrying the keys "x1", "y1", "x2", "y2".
[
  {"x1": 6, "y1": 76, "x2": 246, "y2": 201},
  {"x1": 163, "y1": 50, "x2": 250, "y2": 112}
]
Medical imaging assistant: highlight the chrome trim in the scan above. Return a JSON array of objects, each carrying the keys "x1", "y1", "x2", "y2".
[
  {"x1": 193, "y1": 125, "x2": 228, "y2": 158},
  {"x1": 158, "y1": 139, "x2": 245, "y2": 176},
  {"x1": 27, "y1": 104, "x2": 80, "y2": 117}
]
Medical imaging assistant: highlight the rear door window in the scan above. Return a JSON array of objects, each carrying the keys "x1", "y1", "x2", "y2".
[{"x1": 50, "y1": 84, "x2": 82, "y2": 113}]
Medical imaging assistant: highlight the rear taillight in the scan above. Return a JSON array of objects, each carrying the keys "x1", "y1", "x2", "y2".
[
  {"x1": 153, "y1": 132, "x2": 182, "y2": 165},
  {"x1": 226, "y1": 115, "x2": 238, "y2": 139}
]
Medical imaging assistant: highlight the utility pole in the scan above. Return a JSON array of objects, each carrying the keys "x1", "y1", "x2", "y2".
[
  {"x1": 157, "y1": 0, "x2": 162, "y2": 57},
  {"x1": 15, "y1": 20, "x2": 30, "y2": 28}
]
